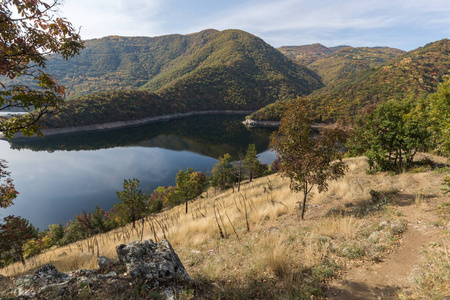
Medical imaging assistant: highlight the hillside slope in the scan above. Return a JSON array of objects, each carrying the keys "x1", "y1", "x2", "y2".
[
  {"x1": 310, "y1": 38, "x2": 450, "y2": 121},
  {"x1": 278, "y1": 44, "x2": 405, "y2": 86},
  {"x1": 45, "y1": 29, "x2": 220, "y2": 98},
  {"x1": 308, "y1": 46, "x2": 405, "y2": 85},
  {"x1": 154, "y1": 30, "x2": 323, "y2": 110},
  {"x1": 250, "y1": 39, "x2": 449, "y2": 122},
  {"x1": 1, "y1": 155, "x2": 448, "y2": 299}
]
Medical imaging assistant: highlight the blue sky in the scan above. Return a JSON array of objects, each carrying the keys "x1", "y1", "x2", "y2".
[{"x1": 60, "y1": 0, "x2": 450, "y2": 51}]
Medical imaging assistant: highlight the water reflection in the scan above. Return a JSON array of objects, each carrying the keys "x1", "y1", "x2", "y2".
[
  {"x1": 1, "y1": 115, "x2": 276, "y2": 229},
  {"x1": 10, "y1": 115, "x2": 275, "y2": 159}
]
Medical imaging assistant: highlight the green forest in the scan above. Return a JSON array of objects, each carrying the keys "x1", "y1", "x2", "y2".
[
  {"x1": 24, "y1": 29, "x2": 449, "y2": 130},
  {"x1": 38, "y1": 29, "x2": 327, "y2": 127}
]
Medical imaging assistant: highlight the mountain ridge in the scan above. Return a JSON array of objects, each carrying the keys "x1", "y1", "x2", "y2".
[
  {"x1": 31, "y1": 30, "x2": 450, "y2": 130},
  {"x1": 250, "y1": 38, "x2": 449, "y2": 122},
  {"x1": 41, "y1": 29, "x2": 324, "y2": 128}
]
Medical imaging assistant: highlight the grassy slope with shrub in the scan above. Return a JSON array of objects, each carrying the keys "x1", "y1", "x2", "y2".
[{"x1": 1, "y1": 156, "x2": 448, "y2": 299}]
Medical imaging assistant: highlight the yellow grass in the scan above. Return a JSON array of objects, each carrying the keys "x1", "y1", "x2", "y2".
[{"x1": 1, "y1": 155, "x2": 448, "y2": 297}]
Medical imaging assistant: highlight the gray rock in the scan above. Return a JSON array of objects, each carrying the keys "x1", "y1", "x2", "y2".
[
  {"x1": 15, "y1": 264, "x2": 71, "y2": 297},
  {"x1": 15, "y1": 275, "x2": 34, "y2": 297},
  {"x1": 164, "y1": 288, "x2": 176, "y2": 300},
  {"x1": 116, "y1": 239, "x2": 191, "y2": 284},
  {"x1": 391, "y1": 219, "x2": 407, "y2": 235},
  {"x1": 368, "y1": 231, "x2": 388, "y2": 243},
  {"x1": 12, "y1": 239, "x2": 190, "y2": 298},
  {"x1": 94, "y1": 271, "x2": 118, "y2": 280},
  {"x1": 77, "y1": 276, "x2": 93, "y2": 288},
  {"x1": 97, "y1": 255, "x2": 112, "y2": 269},
  {"x1": 379, "y1": 221, "x2": 390, "y2": 228}
]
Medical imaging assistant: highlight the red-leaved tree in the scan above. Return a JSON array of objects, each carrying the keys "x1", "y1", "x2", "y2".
[{"x1": 0, "y1": 215, "x2": 37, "y2": 265}]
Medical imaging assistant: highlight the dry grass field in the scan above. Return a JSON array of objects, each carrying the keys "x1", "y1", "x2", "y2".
[{"x1": 1, "y1": 155, "x2": 449, "y2": 299}]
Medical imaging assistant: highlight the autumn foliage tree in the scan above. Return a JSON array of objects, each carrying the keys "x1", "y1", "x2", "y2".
[
  {"x1": 0, "y1": 1, "x2": 83, "y2": 267},
  {"x1": 425, "y1": 78, "x2": 450, "y2": 156},
  {"x1": 243, "y1": 144, "x2": 260, "y2": 182},
  {"x1": 0, "y1": 215, "x2": 37, "y2": 265},
  {"x1": 270, "y1": 99, "x2": 348, "y2": 219},
  {"x1": 0, "y1": 159, "x2": 18, "y2": 208},
  {"x1": 1, "y1": 0, "x2": 84, "y2": 138}
]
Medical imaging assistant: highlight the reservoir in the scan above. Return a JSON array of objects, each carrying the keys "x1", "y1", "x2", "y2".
[{"x1": 0, "y1": 114, "x2": 276, "y2": 230}]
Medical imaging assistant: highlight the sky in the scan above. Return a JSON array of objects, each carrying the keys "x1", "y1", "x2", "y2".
[{"x1": 59, "y1": 0, "x2": 450, "y2": 51}]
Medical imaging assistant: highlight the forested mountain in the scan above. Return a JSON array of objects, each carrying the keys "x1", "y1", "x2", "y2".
[
  {"x1": 46, "y1": 29, "x2": 323, "y2": 102},
  {"x1": 46, "y1": 29, "x2": 220, "y2": 97},
  {"x1": 250, "y1": 39, "x2": 450, "y2": 122},
  {"x1": 41, "y1": 29, "x2": 324, "y2": 127},
  {"x1": 151, "y1": 30, "x2": 323, "y2": 109},
  {"x1": 34, "y1": 30, "x2": 450, "y2": 128}
]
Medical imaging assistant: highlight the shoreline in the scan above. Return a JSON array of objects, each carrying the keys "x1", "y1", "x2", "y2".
[
  {"x1": 242, "y1": 119, "x2": 280, "y2": 128},
  {"x1": 242, "y1": 118, "x2": 343, "y2": 130},
  {"x1": 7, "y1": 110, "x2": 254, "y2": 139}
]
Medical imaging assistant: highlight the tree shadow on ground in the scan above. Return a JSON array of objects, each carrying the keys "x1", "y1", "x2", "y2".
[
  {"x1": 324, "y1": 280, "x2": 400, "y2": 300},
  {"x1": 392, "y1": 193, "x2": 438, "y2": 207},
  {"x1": 326, "y1": 189, "x2": 399, "y2": 218},
  {"x1": 193, "y1": 276, "x2": 329, "y2": 300},
  {"x1": 326, "y1": 187, "x2": 441, "y2": 218}
]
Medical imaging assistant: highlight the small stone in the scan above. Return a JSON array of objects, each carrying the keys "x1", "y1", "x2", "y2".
[
  {"x1": 164, "y1": 288, "x2": 176, "y2": 300},
  {"x1": 368, "y1": 231, "x2": 386, "y2": 243},
  {"x1": 379, "y1": 221, "x2": 390, "y2": 228},
  {"x1": 77, "y1": 276, "x2": 93, "y2": 288},
  {"x1": 97, "y1": 256, "x2": 112, "y2": 269},
  {"x1": 269, "y1": 226, "x2": 279, "y2": 232}
]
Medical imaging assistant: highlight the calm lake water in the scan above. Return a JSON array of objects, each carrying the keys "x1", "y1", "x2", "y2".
[{"x1": 0, "y1": 114, "x2": 276, "y2": 230}]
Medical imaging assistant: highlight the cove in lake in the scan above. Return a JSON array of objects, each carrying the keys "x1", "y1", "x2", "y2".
[{"x1": 1, "y1": 114, "x2": 276, "y2": 230}]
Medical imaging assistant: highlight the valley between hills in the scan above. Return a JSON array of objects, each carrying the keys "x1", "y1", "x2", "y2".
[{"x1": 10, "y1": 28, "x2": 447, "y2": 132}]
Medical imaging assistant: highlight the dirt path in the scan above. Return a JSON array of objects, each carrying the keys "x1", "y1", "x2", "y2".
[{"x1": 325, "y1": 203, "x2": 446, "y2": 299}]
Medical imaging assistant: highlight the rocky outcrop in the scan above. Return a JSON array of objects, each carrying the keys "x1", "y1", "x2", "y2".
[
  {"x1": 116, "y1": 239, "x2": 191, "y2": 284},
  {"x1": 11, "y1": 239, "x2": 191, "y2": 299}
]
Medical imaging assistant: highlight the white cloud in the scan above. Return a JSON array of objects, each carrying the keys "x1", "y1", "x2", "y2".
[
  {"x1": 56, "y1": 0, "x2": 450, "y2": 49},
  {"x1": 59, "y1": 0, "x2": 167, "y2": 39}
]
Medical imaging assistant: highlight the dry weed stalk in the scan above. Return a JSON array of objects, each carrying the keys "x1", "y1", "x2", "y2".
[{"x1": 213, "y1": 199, "x2": 225, "y2": 239}]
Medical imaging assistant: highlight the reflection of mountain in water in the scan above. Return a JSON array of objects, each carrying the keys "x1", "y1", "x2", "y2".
[{"x1": 9, "y1": 115, "x2": 276, "y2": 159}]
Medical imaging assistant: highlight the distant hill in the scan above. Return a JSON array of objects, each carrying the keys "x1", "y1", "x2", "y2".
[
  {"x1": 278, "y1": 44, "x2": 405, "y2": 85},
  {"x1": 41, "y1": 29, "x2": 323, "y2": 128},
  {"x1": 250, "y1": 39, "x2": 450, "y2": 122},
  {"x1": 277, "y1": 43, "x2": 336, "y2": 65},
  {"x1": 308, "y1": 46, "x2": 405, "y2": 85}
]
